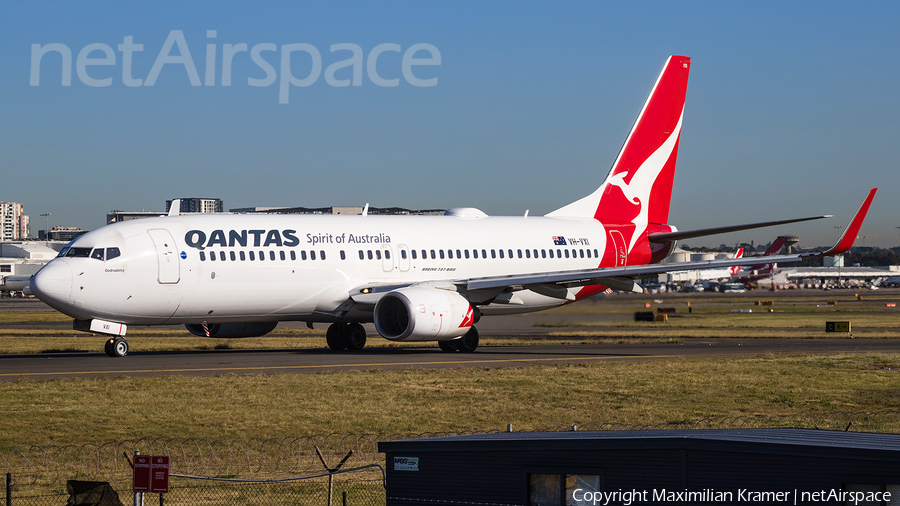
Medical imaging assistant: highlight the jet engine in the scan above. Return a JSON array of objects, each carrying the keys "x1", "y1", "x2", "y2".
[
  {"x1": 185, "y1": 322, "x2": 278, "y2": 338},
  {"x1": 373, "y1": 287, "x2": 474, "y2": 341}
]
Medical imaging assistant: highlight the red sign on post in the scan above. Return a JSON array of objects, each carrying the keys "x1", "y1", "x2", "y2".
[
  {"x1": 133, "y1": 456, "x2": 151, "y2": 493},
  {"x1": 150, "y1": 456, "x2": 169, "y2": 493}
]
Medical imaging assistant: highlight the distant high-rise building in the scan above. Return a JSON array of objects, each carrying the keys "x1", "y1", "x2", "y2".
[
  {"x1": 166, "y1": 198, "x2": 224, "y2": 214},
  {"x1": 0, "y1": 202, "x2": 29, "y2": 241}
]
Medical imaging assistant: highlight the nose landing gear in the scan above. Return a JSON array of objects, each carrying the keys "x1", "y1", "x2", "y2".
[{"x1": 104, "y1": 337, "x2": 129, "y2": 357}]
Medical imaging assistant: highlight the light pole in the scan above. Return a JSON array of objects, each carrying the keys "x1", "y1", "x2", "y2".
[{"x1": 40, "y1": 213, "x2": 50, "y2": 246}]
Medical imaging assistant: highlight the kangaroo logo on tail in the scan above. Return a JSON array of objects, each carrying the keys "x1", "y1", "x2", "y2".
[{"x1": 546, "y1": 55, "x2": 691, "y2": 256}]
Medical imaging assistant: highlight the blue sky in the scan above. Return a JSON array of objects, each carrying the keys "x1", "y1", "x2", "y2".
[{"x1": 1, "y1": 2, "x2": 897, "y2": 248}]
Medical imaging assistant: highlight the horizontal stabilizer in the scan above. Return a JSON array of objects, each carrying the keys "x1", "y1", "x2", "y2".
[{"x1": 648, "y1": 215, "x2": 831, "y2": 243}]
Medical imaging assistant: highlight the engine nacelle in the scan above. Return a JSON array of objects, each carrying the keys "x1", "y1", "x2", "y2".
[
  {"x1": 185, "y1": 322, "x2": 278, "y2": 338},
  {"x1": 374, "y1": 287, "x2": 474, "y2": 341}
]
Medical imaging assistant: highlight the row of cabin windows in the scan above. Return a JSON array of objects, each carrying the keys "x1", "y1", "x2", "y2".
[
  {"x1": 397, "y1": 248, "x2": 600, "y2": 261},
  {"x1": 197, "y1": 247, "x2": 601, "y2": 263},
  {"x1": 199, "y1": 250, "x2": 329, "y2": 262}
]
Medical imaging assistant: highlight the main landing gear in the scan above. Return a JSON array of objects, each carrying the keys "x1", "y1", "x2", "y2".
[
  {"x1": 325, "y1": 322, "x2": 367, "y2": 351},
  {"x1": 104, "y1": 337, "x2": 129, "y2": 357},
  {"x1": 439, "y1": 327, "x2": 479, "y2": 353}
]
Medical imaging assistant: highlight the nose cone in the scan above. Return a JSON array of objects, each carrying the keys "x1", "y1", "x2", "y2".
[{"x1": 31, "y1": 261, "x2": 73, "y2": 309}]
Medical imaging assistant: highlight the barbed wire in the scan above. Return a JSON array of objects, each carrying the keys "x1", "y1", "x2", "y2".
[{"x1": 3, "y1": 411, "x2": 899, "y2": 490}]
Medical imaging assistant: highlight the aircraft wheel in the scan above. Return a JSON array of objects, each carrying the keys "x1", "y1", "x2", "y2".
[
  {"x1": 345, "y1": 323, "x2": 367, "y2": 351},
  {"x1": 325, "y1": 323, "x2": 348, "y2": 351},
  {"x1": 104, "y1": 338, "x2": 115, "y2": 357},
  {"x1": 110, "y1": 337, "x2": 129, "y2": 357},
  {"x1": 456, "y1": 327, "x2": 479, "y2": 353},
  {"x1": 438, "y1": 340, "x2": 459, "y2": 352}
]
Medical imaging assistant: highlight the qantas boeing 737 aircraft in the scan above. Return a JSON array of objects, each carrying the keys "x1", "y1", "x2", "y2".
[{"x1": 30, "y1": 55, "x2": 877, "y2": 356}]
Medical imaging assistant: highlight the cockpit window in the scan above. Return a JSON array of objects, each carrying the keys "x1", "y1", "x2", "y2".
[
  {"x1": 65, "y1": 247, "x2": 92, "y2": 258},
  {"x1": 90, "y1": 249, "x2": 104, "y2": 261},
  {"x1": 107, "y1": 247, "x2": 121, "y2": 260}
]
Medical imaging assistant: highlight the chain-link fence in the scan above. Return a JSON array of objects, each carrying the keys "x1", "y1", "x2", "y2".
[{"x1": 3, "y1": 411, "x2": 900, "y2": 506}]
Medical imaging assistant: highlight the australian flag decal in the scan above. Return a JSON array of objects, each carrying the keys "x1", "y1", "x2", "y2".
[{"x1": 552, "y1": 236, "x2": 567, "y2": 246}]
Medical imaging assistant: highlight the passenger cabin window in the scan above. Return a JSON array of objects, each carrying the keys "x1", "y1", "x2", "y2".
[
  {"x1": 508, "y1": 249, "x2": 513, "y2": 259},
  {"x1": 340, "y1": 251, "x2": 345, "y2": 260},
  {"x1": 229, "y1": 251, "x2": 236, "y2": 261},
  {"x1": 259, "y1": 250, "x2": 265, "y2": 260},
  {"x1": 439, "y1": 250, "x2": 445, "y2": 259},
  {"x1": 220, "y1": 251, "x2": 227, "y2": 261},
  {"x1": 481, "y1": 249, "x2": 487, "y2": 258},
  {"x1": 499, "y1": 249, "x2": 504, "y2": 259},
  {"x1": 320, "y1": 251, "x2": 326, "y2": 260},
  {"x1": 491, "y1": 249, "x2": 496, "y2": 259},
  {"x1": 367, "y1": 250, "x2": 373, "y2": 260},
  {"x1": 359, "y1": 250, "x2": 365, "y2": 260},
  {"x1": 376, "y1": 250, "x2": 382, "y2": 260},
  {"x1": 310, "y1": 251, "x2": 316, "y2": 260},
  {"x1": 249, "y1": 251, "x2": 255, "y2": 261},
  {"x1": 200, "y1": 252, "x2": 207, "y2": 261},
  {"x1": 431, "y1": 250, "x2": 436, "y2": 259},
  {"x1": 384, "y1": 250, "x2": 390, "y2": 259},
  {"x1": 302, "y1": 251, "x2": 308, "y2": 260},
  {"x1": 447, "y1": 249, "x2": 453, "y2": 259},
  {"x1": 518, "y1": 249, "x2": 523, "y2": 259},
  {"x1": 270, "y1": 251, "x2": 276, "y2": 261},
  {"x1": 456, "y1": 249, "x2": 462, "y2": 258},
  {"x1": 290, "y1": 251, "x2": 296, "y2": 261},
  {"x1": 401, "y1": 250, "x2": 407, "y2": 259},
  {"x1": 464, "y1": 250, "x2": 470, "y2": 259},
  {"x1": 279, "y1": 251, "x2": 286, "y2": 261}
]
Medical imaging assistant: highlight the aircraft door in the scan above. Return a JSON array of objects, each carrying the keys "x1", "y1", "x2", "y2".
[
  {"x1": 608, "y1": 230, "x2": 628, "y2": 267},
  {"x1": 397, "y1": 245, "x2": 410, "y2": 272},
  {"x1": 147, "y1": 229, "x2": 181, "y2": 284},
  {"x1": 381, "y1": 244, "x2": 394, "y2": 272}
]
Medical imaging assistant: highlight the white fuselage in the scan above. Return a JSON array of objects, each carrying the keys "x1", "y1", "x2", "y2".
[{"x1": 33, "y1": 212, "x2": 611, "y2": 326}]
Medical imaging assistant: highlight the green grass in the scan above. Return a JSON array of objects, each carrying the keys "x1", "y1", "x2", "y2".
[{"x1": 2, "y1": 353, "x2": 900, "y2": 448}]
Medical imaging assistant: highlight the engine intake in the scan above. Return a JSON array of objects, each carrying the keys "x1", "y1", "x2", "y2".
[
  {"x1": 374, "y1": 287, "x2": 474, "y2": 341},
  {"x1": 185, "y1": 322, "x2": 278, "y2": 338}
]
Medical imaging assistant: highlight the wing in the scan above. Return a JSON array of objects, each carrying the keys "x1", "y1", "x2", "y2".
[{"x1": 465, "y1": 188, "x2": 877, "y2": 294}]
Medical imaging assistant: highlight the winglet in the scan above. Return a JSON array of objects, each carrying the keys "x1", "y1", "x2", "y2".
[
  {"x1": 816, "y1": 188, "x2": 877, "y2": 256},
  {"x1": 167, "y1": 199, "x2": 181, "y2": 217}
]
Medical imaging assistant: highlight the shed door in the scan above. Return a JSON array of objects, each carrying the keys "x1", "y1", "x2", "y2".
[{"x1": 148, "y1": 229, "x2": 180, "y2": 284}]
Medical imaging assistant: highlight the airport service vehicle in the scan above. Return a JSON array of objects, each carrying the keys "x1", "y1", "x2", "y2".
[{"x1": 30, "y1": 55, "x2": 877, "y2": 356}]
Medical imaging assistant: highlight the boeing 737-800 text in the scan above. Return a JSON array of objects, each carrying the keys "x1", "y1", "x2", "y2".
[{"x1": 30, "y1": 56, "x2": 877, "y2": 356}]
